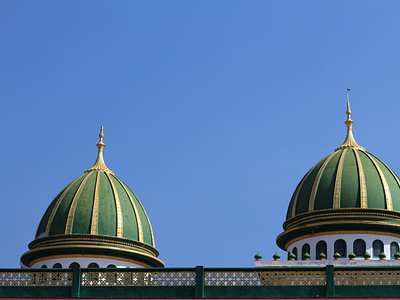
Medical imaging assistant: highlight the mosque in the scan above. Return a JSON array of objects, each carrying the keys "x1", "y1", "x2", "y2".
[{"x1": 2, "y1": 98, "x2": 400, "y2": 299}]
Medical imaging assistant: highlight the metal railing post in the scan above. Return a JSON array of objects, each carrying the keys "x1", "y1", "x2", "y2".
[
  {"x1": 71, "y1": 266, "x2": 81, "y2": 298},
  {"x1": 326, "y1": 265, "x2": 335, "y2": 297},
  {"x1": 195, "y1": 266, "x2": 204, "y2": 298}
]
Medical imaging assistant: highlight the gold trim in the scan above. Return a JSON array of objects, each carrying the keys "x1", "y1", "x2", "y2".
[
  {"x1": 284, "y1": 207, "x2": 400, "y2": 226},
  {"x1": 291, "y1": 172, "x2": 309, "y2": 217},
  {"x1": 26, "y1": 244, "x2": 161, "y2": 262},
  {"x1": 85, "y1": 126, "x2": 114, "y2": 175},
  {"x1": 285, "y1": 208, "x2": 400, "y2": 230},
  {"x1": 90, "y1": 172, "x2": 101, "y2": 234},
  {"x1": 282, "y1": 229, "x2": 400, "y2": 250},
  {"x1": 288, "y1": 218, "x2": 400, "y2": 230},
  {"x1": 65, "y1": 174, "x2": 90, "y2": 234},
  {"x1": 335, "y1": 100, "x2": 365, "y2": 152},
  {"x1": 382, "y1": 161, "x2": 400, "y2": 191},
  {"x1": 286, "y1": 212, "x2": 400, "y2": 230},
  {"x1": 333, "y1": 150, "x2": 346, "y2": 208},
  {"x1": 45, "y1": 177, "x2": 81, "y2": 236},
  {"x1": 353, "y1": 150, "x2": 367, "y2": 208},
  {"x1": 139, "y1": 194, "x2": 155, "y2": 247},
  {"x1": 105, "y1": 173, "x2": 123, "y2": 237},
  {"x1": 114, "y1": 176, "x2": 144, "y2": 243},
  {"x1": 29, "y1": 254, "x2": 153, "y2": 268},
  {"x1": 309, "y1": 153, "x2": 335, "y2": 212},
  {"x1": 364, "y1": 152, "x2": 393, "y2": 210},
  {"x1": 30, "y1": 234, "x2": 157, "y2": 254},
  {"x1": 31, "y1": 239, "x2": 157, "y2": 257}
]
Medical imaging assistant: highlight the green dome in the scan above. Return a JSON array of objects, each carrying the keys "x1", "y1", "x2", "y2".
[
  {"x1": 285, "y1": 149, "x2": 400, "y2": 219},
  {"x1": 34, "y1": 171, "x2": 155, "y2": 245},
  {"x1": 277, "y1": 102, "x2": 400, "y2": 250},
  {"x1": 21, "y1": 127, "x2": 164, "y2": 268}
]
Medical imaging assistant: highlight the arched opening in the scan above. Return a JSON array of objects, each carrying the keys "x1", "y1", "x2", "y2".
[
  {"x1": 88, "y1": 262, "x2": 100, "y2": 268},
  {"x1": 391, "y1": 242, "x2": 399, "y2": 260},
  {"x1": 52, "y1": 263, "x2": 62, "y2": 268},
  {"x1": 40, "y1": 265, "x2": 47, "y2": 268},
  {"x1": 353, "y1": 239, "x2": 366, "y2": 257},
  {"x1": 107, "y1": 264, "x2": 117, "y2": 268},
  {"x1": 334, "y1": 239, "x2": 347, "y2": 258},
  {"x1": 292, "y1": 247, "x2": 298, "y2": 260},
  {"x1": 302, "y1": 244, "x2": 310, "y2": 260},
  {"x1": 316, "y1": 241, "x2": 327, "y2": 259},
  {"x1": 373, "y1": 240, "x2": 384, "y2": 258},
  {"x1": 69, "y1": 262, "x2": 80, "y2": 269}
]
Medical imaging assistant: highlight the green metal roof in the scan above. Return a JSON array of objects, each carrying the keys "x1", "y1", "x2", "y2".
[
  {"x1": 286, "y1": 149, "x2": 400, "y2": 220},
  {"x1": 35, "y1": 171, "x2": 154, "y2": 246}
]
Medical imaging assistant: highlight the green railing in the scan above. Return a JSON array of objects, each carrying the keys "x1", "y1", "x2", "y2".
[{"x1": 1, "y1": 266, "x2": 400, "y2": 298}]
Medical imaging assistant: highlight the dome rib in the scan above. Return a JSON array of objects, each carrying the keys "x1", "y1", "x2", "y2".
[
  {"x1": 90, "y1": 172, "x2": 101, "y2": 234},
  {"x1": 65, "y1": 174, "x2": 91, "y2": 234},
  {"x1": 128, "y1": 186, "x2": 155, "y2": 246},
  {"x1": 45, "y1": 176, "x2": 83, "y2": 237},
  {"x1": 333, "y1": 149, "x2": 346, "y2": 208},
  {"x1": 353, "y1": 149, "x2": 367, "y2": 208},
  {"x1": 105, "y1": 172, "x2": 124, "y2": 237},
  {"x1": 364, "y1": 151, "x2": 393, "y2": 210},
  {"x1": 309, "y1": 152, "x2": 336, "y2": 212},
  {"x1": 114, "y1": 175, "x2": 144, "y2": 243},
  {"x1": 289, "y1": 158, "x2": 325, "y2": 219}
]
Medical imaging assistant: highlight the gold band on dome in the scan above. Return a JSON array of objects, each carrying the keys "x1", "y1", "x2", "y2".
[
  {"x1": 114, "y1": 176, "x2": 144, "y2": 243},
  {"x1": 284, "y1": 208, "x2": 400, "y2": 230},
  {"x1": 65, "y1": 175, "x2": 91, "y2": 234},
  {"x1": 90, "y1": 172, "x2": 101, "y2": 234},
  {"x1": 309, "y1": 152, "x2": 335, "y2": 212},
  {"x1": 364, "y1": 152, "x2": 393, "y2": 210},
  {"x1": 333, "y1": 149, "x2": 346, "y2": 209},
  {"x1": 45, "y1": 177, "x2": 81, "y2": 236},
  {"x1": 291, "y1": 174, "x2": 307, "y2": 218},
  {"x1": 105, "y1": 173, "x2": 124, "y2": 237},
  {"x1": 354, "y1": 150, "x2": 367, "y2": 208},
  {"x1": 382, "y1": 161, "x2": 400, "y2": 193},
  {"x1": 30, "y1": 236, "x2": 158, "y2": 256}
]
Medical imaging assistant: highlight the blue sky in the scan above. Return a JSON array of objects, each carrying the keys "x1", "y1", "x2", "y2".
[{"x1": 1, "y1": 1, "x2": 400, "y2": 268}]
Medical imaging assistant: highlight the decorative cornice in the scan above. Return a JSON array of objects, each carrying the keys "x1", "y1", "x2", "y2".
[
  {"x1": 284, "y1": 208, "x2": 400, "y2": 231},
  {"x1": 22, "y1": 234, "x2": 164, "y2": 268}
]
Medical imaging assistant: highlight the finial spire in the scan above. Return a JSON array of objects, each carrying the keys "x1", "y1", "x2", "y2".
[
  {"x1": 85, "y1": 126, "x2": 114, "y2": 174},
  {"x1": 335, "y1": 90, "x2": 365, "y2": 152}
]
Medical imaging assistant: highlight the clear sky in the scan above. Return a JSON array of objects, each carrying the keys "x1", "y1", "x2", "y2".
[{"x1": 1, "y1": 1, "x2": 400, "y2": 268}]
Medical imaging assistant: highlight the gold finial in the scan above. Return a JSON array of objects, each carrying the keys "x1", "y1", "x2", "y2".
[
  {"x1": 335, "y1": 90, "x2": 365, "y2": 152},
  {"x1": 84, "y1": 126, "x2": 114, "y2": 174}
]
